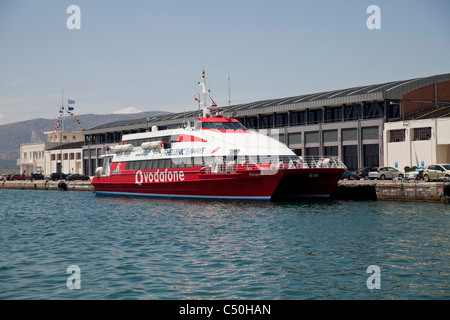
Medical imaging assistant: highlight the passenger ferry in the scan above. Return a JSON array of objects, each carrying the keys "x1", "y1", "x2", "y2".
[{"x1": 92, "y1": 71, "x2": 346, "y2": 201}]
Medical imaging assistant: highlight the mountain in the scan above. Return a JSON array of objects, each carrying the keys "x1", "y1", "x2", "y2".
[{"x1": 0, "y1": 111, "x2": 171, "y2": 169}]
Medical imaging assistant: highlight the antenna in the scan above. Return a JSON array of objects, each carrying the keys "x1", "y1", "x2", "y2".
[{"x1": 228, "y1": 74, "x2": 231, "y2": 108}]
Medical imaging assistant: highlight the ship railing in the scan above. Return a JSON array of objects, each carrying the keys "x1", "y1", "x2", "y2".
[
  {"x1": 299, "y1": 156, "x2": 347, "y2": 169},
  {"x1": 199, "y1": 156, "x2": 346, "y2": 174},
  {"x1": 200, "y1": 161, "x2": 261, "y2": 174}
]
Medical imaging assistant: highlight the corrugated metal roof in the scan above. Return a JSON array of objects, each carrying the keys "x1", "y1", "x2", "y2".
[{"x1": 85, "y1": 73, "x2": 450, "y2": 134}]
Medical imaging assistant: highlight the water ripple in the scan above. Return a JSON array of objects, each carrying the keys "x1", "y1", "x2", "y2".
[{"x1": 0, "y1": 189, "x2": 448, "y2": 299}]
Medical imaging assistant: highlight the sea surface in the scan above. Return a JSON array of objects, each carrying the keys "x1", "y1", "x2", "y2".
[{"x1": 0, "y1": 189, "x2": 448, "y2": 300}]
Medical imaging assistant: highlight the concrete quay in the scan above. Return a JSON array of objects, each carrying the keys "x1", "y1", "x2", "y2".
[
  {"x1": 332, "y1": 179, "x2": 450, "y2": 203},
  {"x1": 0, "y1": 179, "x2": 94, "y2": 192}
]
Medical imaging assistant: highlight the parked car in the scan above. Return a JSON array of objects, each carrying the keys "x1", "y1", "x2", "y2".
[
  {"x1": 10, "y1": 173, "x2": 28, "y2": 181},
  {"x1": 341, "y1": 170, "x2": 362, "y2": 180},
  {"x1": 405, "y1": 167, "x2": 424, "y2": 181},
  {"x1": 355, "y1": 167, "x2": 378, "y2": 179},
  {"x1": 422, "y1": 164, "x2": 450, "y2": 182},
  {"x1": 29, "y1": 173, "x2": 45, "y2": 180},
  {"x1": 49, "y1": 173, "x2": 67, "y2": 181},
  {"x1": 368, "y1": 167, "x2": 403, "y2": 180},
  {"x1": 66, "y1": 173, "x2": 90, "y2": 181}
]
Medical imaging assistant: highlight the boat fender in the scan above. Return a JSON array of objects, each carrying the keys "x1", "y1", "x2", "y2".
[
  {"x1": 58, "y1": 182, "x2": 68, "y2": 191},
  {"x1": 95, "y1": 167, "x2": 103, "y2": 177}
]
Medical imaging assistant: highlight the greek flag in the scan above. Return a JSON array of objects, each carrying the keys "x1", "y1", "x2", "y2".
[{"x1": 68, "y1": 99, "x2": 75, "y2": 104}]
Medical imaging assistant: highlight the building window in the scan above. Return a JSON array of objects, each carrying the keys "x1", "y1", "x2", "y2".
[
  {"x1": 90, "y1": 159, "x2": 97, "y2": 176},
  {"x1": 245, "y1": 117, "x2": 256, "y2": 129},
  {"x1": 63, "y1": 153, "x2": 68, "y2": 160},
  {"x1": 306, "y1": 147, "x2": 319, "y2": 155},
  {"x1": 325, "y1": 107, "x2": 342, "y2": 123},
  {"x1": 307, "y1": 109, "x2": 323, "y2": 124},
  {"x1": 324, "y1": 146, "x2": 338, "y2": 157},
  {"x1": 70, "y1": 153, "x2": 75, "y2": 160},
  {"x1": 413, "y1": 127, "x2": 431, "y2": 141},
  {"x1": 363, "y1": 144, "x2": 379, "y2": 167},
  {"x1": 76, "y1": 153, "x2": 81, "y2": 160},
  {"x1": 323, "y1": 130, "x2": 338, "y2": 143},
  {"x1": 288, "y1": 132, "x2": 302, "y2": 145},
  {"x1": 51, "y1": 154, "x2": 56, "y2": 161},
  {"x1": 343, "y1": 145, "x2": 358, "y2": 171},
  {"x1": 260, "y1": 115, "x2": 272, "y2": 129},
  {"x1": 305, "y1": 131, "x2": 319, "y2": 144},
  {"x1": 290, "y1": 112, "x2": 299, "y2": 126},
  {"x1": 275, "y1": 113, "x2": 287, "y2": 127},
  {"x1": 342, "y1": 128, "x2": 357, "y2": 141},
  {"x1": 362, "y1": 126, "x2": 379, "y2": 140},
  {"x1": 389, "y1": 129, "x2": 406, "y2": 142}
]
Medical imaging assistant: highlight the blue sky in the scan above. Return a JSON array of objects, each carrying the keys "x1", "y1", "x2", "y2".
[{"x1": 0, "y1": 0, "x2": 449, "y2": 125}]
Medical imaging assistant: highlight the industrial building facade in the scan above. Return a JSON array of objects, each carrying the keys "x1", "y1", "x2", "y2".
[{"x1": 82, "y1": 73, "x2": 450, "y2": 175}]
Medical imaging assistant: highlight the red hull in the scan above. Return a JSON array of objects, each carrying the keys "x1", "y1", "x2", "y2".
[{"x1": 92, "y1": 167, "x2": 345, "y2": 201}]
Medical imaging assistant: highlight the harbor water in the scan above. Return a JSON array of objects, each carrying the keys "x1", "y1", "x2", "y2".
[{"x1": 0, "y1": 189, "x2": 448, "y2": 300}]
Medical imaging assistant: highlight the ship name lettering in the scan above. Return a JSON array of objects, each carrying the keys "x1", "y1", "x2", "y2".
[
  {"x1": 135, "y1": 170, "x2": 185, "y2": 185},
  {"x1": 165, "y1": 148, "x2": 204, "y2": 156}
]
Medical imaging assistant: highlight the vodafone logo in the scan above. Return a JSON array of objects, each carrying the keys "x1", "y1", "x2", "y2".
[{"x1": 135, "y1": 170, "x2": 185, "y2": 185}]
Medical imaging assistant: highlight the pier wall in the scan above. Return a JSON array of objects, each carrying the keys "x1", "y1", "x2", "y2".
[
  {"x1": 0, "y1": 180, "x2": 94, "y2": 192},
  {"x1": 331, "y1": 180, "x2": 450, "y2": 203}
]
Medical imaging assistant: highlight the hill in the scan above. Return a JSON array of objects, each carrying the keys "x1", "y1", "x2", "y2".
[{"x1": 0, "y1": 111, "x2": 171, "y2": 170}]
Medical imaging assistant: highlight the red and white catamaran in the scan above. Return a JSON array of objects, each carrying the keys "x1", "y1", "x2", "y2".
[{"x1": 92, "y1": 71, "x2": 346, "y2": 201}]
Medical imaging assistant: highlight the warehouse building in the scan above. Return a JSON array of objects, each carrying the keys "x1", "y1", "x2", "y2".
[{"x1": 82, "y1": 73, "x2": 450, "y2": 175}]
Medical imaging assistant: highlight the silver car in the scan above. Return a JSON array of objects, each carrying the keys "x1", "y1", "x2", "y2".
[
  {"x1": 368, "y1": 167, "x2": 403, "y2": 180},
  {"x1": 422, "y1": 164, "x2": 450, "y2": 182}
]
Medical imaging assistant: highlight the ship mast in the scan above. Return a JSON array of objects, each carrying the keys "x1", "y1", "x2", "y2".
[{"x1": 200, "y1": 69, "x2": 211, "y2": 118}]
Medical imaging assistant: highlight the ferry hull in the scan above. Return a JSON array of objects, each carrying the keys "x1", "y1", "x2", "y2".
[{"x1": 91, "y1": 168, "x2": 345, "y2": 201}]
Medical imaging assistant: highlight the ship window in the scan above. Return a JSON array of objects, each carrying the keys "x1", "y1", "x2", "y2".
[
  {"x1": 222, "y1": 122, "x2": 235, "y2": 130},
  {"x1": 202, "y1": 156, "x2": 214, "y2": 165},
  {"x1": 258, "y1": 156, "x2": 277, "y2": 164},
  {"x1": 193, "y1": 156, "x2": 203, "y2": 166},
  {"x1": 164, "y1": 158, "x2": 171, "y2": 169},
  {"x1": 248, "y1": 155, "x2": 258, "y2": 164},
  {"x1": 172, "y1": 158, "x2": 182, "y2": 168},
  {"x1": 212, "y1": 122, "x2": 225, "y2": 130}
]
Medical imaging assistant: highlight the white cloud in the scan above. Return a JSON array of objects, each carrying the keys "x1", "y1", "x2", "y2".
[{"x1": 113, "y1": 107, "x2": 142, "y2": 114}]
